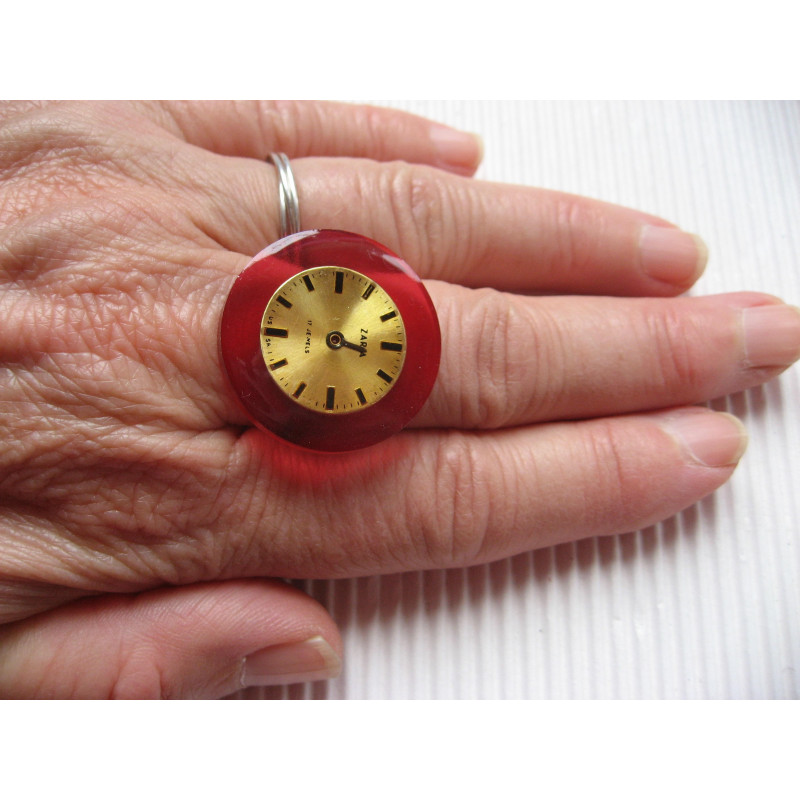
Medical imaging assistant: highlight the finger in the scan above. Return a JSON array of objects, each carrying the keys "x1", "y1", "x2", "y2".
[
  {"x1": 415, "y1": 287, "x2": 800, "y2": 428},
  {"x1": 0, "y1": 579, "x2": 341, "y2": 699},
  {"x1": 204, "y1": 156, "x2": 706, "y2": 297},
  {"x1": 201, "y1": 285, "x2": 799, "y2": 432},
  {"x1": 141, "y1": 100, "x2": 483, "y2": 176},
  {"x1": 4, "y1": 201, "x2": 794, "y2": 438},
  {"x1": 207, "y1": 406, "x2": 750, "y2": 578},
  {"x1": 0, "y1": 408, "x2": 748, "y2": 601},
  {"x1": 0, "y1": 109, "x2": 698, "y2": 297}
]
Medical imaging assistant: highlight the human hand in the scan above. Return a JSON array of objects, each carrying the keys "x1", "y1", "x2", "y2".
[{"x1": 1, "y1": 101, "x2": 798, "y2": 698}]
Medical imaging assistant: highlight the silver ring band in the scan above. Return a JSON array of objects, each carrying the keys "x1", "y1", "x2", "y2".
[{"x1": 267, "y1": 152, "x2": 301, "y2": 238}]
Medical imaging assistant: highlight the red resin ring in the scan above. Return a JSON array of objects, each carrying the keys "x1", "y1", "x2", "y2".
[{"x1": 220, "y1": 230, "x2": 441, "y2": 452}]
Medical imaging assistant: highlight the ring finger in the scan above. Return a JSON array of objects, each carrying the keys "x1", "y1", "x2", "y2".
[{"x1": 196, "y1": 155, "x2": 707, "y2": 297}]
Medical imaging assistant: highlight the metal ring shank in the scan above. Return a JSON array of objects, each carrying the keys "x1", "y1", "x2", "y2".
[{"x1": 267, "y1": 152, "x2": 301, "y2": 238}]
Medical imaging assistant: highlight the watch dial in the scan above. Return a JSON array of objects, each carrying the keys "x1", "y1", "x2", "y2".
[
  {"x1": 260, "y1": 266, "x2": 406, "y2": 413},
  {"x1": 220, "y1": 229, "x2": 440, "y2": 452}
]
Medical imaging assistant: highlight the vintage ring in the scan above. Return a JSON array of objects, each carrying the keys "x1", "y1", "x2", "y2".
[{"x1": 219, "y1": 153, "x2": 441, "y2": 452}]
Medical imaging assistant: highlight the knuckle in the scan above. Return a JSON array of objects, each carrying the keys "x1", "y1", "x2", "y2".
[
  {"x1": 2, "y1": 192, "x2": 190, "y2": 288},
  {"x1": 552, "y1": 194, "x2": 607, "y2": 277},
  {"x1": 580, "y1": 420, "x2": 633, "y2": 526},
  {"x1": 349, "y1": 104, "x2": 394, "y2": 157},
  {"x1": 647, "y1": 306, "x2": 702, "y2": 390},
  {"x1": 0, "y1": 103, "x2": 174, "y2": 225},
  {"x1": 357, "y1": 161, "x2": 482, "y2": 281},
  {"x1": 447, "y1": 289, "x2": 538, "y2": 428},
  {"x1": 413, "y1": 433, "x2": 494, "y2": 566},
  {"x1": 382, "y1": 162, "x2": 454, "y2": 267},
  {"x1": 256, "y1": 99, "x2": 384, "y2": 160},
  {"x1": 0, "y1": 103, "x2": 118, "y2": 177},
  {"x1": 258, "y1": 100, "x2": 312, "y2": 154}
]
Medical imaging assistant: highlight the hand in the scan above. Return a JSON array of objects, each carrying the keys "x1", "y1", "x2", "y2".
[{"x1": 1, "y1": 101, "x2": 798, "y2": 698}]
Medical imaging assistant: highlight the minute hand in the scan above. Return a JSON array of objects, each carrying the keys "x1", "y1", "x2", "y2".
[{"x1": 340, "y1": 338, "x2": 366, "y2": 355}]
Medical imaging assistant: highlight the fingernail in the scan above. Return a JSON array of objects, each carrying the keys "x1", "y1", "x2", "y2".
[
  {"x1": 241, "y1": 636, "x2": 341, "y2": 688},
  {"x1": 639, "y1": 226, "x2": 708, "y2": 288},
  {"x1": 429, "y1": 123, "x2": 484, "y2": 175},
  {"x1": 661, "y1": 410, "x2": 748, "y2": 468},
  {"x1": 742, "y1": 304, "x2": 800, "y2": 368}
]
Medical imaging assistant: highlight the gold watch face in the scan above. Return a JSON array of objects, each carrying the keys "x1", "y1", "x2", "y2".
[{"x1": 260, "y1": 266, "x2": 406, "y2": 414}]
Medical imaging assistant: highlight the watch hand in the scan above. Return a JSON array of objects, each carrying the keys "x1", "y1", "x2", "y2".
[
  {"x1": 326, "y1": 330, "x2": 366, "y2": 355},
  {"x1": 340, "y1": 339, "x2": 366, "y2": 355}
]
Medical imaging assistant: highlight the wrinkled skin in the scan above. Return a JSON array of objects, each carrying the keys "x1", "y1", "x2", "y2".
[{"x1": 0, "y1": 101, "x2": 797, "y2": 698}]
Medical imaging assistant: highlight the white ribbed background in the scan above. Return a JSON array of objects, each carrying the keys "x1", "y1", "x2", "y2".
[{"x1": 248, "y1": 101, "x2": 800, "y2": 700}]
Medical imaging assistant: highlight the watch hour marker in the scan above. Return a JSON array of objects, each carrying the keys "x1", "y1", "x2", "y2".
[
  {"x1": 293, "y1": 382, "x2": 307, "y2": 399},
  {"x1": 380, "y1": 341, "x2": 402, "y2": 352},
  {"x1": 276, "y1": 295, "x2": 292, "y2": 309},
  {"x1": 355, "y1": 388, "x2": 367, "y2": 406},
  {"x1": 362, "y1": 283, "x2": 376, "y2": 300},
  {"x1": 270, "y1": 358, "x2": 288, "y2": 371},
  {"x1": 325, "y1": 386, "x2": 336, "y2": 410},
  {"x1": 303, "y1": 275, "x2": 315, "y2": 292},
  {"x1": 264, "y1": 327, "x2": 289, "y2": 338},
  {"x1": 380, "y1": 310, "x2": 397, "y2": 323},
  {"x1": 334, "y1": 271, "x2": 344, "y2": 294},
  {"x1": 377, "y1": 369, "x2": 393, "y2": 384}
]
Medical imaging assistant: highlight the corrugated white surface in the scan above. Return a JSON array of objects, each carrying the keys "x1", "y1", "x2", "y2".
[{"x1": 246, "y1": 101, "x2": 800, "y2": 700}]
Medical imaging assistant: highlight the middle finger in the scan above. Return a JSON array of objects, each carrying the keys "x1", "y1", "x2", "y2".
[{"x1": 415, "y1": 285, "x2": 800, "y2": 429}]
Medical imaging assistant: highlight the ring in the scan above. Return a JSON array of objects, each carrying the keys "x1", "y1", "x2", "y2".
[
  {"x1": 220, "y1": 154, "x2": 441, "y2": 452},
  {"x1": 267, "y1": 153, "x2": 301, "y2": 238}
]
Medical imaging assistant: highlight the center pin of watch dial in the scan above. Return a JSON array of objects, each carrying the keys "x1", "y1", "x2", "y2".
[
  {"x1": 260, "y1": 266, "x2": 407, "y2": 414},
  {"x1": 326, "y1": 330, "x2": 366, "y2": 355}
]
